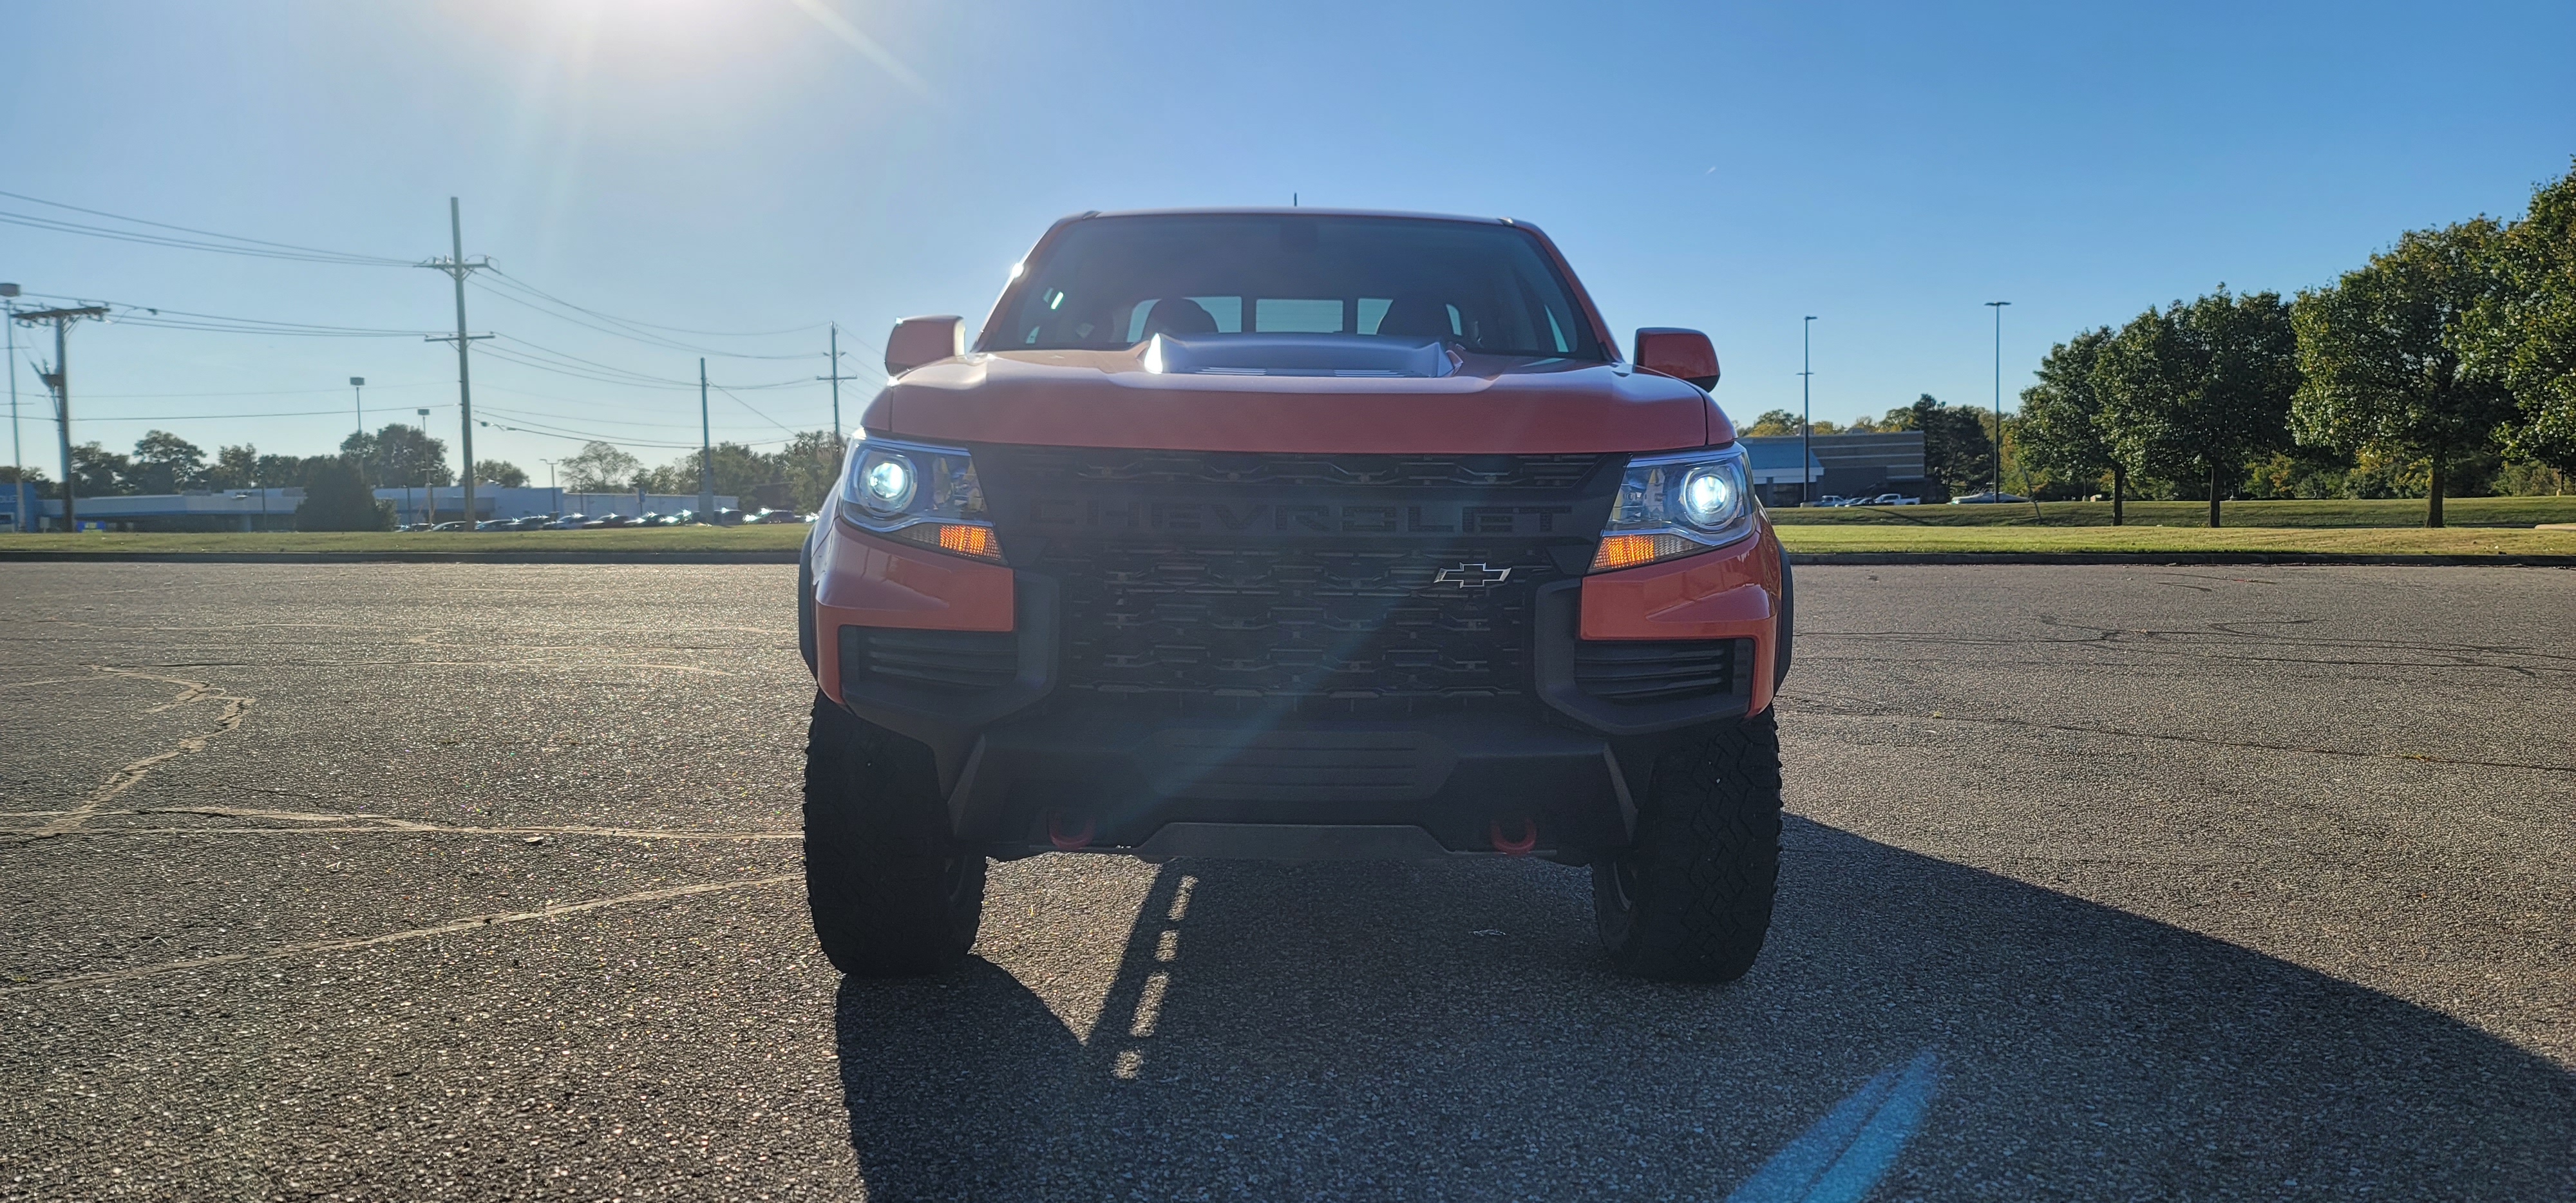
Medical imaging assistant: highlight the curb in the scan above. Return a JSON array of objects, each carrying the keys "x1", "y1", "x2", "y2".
[
  {"x1": 1783, "y1": 551, "x2": 2576, "y2": 567},
  {"x1": 0, "y1": 551, "x2": 802, "y2": 565},
  {"x1": 1, "y1": 549, "x2": 2568, "y2": 567}
]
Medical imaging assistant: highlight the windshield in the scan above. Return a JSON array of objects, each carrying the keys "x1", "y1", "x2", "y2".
[{"x1": 993, "y1": 214, "x2": 1605, "y2": 360}]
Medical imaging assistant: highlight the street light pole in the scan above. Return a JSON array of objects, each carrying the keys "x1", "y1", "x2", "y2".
[
  {"x1": 412, "y1": 407, "x2": 431, "y2": 523},
  {"x1": 540, "y1": 458, "x2": 558, "y2": 518},
  {"x1": 1800, "y1": 316, "x2": 1817, "y2": 506},
  {"x1": 1985, "y1": 301, "x2": 2011, "y2": 498}
]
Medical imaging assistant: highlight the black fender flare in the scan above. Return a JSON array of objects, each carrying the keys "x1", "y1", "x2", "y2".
[
  {"x1": 1773, "y1": 540, "x2": 1795, "y2": 689},
  {"x1": 797, "y1": 534, "x2": 819, "y2": 677}
]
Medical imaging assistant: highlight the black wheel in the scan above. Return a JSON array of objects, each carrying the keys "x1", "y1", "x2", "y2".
[
  {"x1": 1593, "y1": 708, "x2": 1785, "y2": 982},
  {"x1": 803, "y1": 692, "x2": 985, "y2": 976}
]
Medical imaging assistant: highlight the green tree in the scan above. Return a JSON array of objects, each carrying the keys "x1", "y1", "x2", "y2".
[
  {"x1": 1741, "y1": 410, "x2": 1844, "y2": 437},
  {"x1": 128, "y1": 430, "x2": 209, "y2": 495},
  {"x1": 293, "y1": 458, "x2": 392, "y2": 531},
  {"x1": 773, "y1": 430, "x2": 847, "y2": 511},
  {"x1": 2291, "y1": 220, "x2": 2514, "y2": 526},
  {"x1": 1879, "y1": 395, "x2": 1991, "y2": 498},
  {"x1": 2098, "y1": 287, "x2": 2298, "y2": 527},
  {"x1": 2016, "y1": 327, "x2": 2127, "y2": 521},
  {"x1": 560, "y1": 440, "x2": 642, "y2": 491},
  {"x1": 204, "y1": 444, "x2": 259, "y2": 491},
  {"x1": 474, "y1": 459, "x2": 529, "y2": 488},
  {"x1": 2465, "y1": 158, "x2": 2576, "y2": 473},
  {"x1": 68, "y1": 442, "x2": 135, "y2": 497},
  {"x1": 342, "y1": 423, "x2": 452, "y2": 488}
]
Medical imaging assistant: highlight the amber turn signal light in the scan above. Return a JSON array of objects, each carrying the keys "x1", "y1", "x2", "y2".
[
  {"x1": 889, "y1": 521, "x2": 1005, "y2": 562},
  {"x1": 1591, "y1": 532, "x2": 1698, "y2": 572},
  {"x1": 935, "y1": 523, "x2": 1002, "y2": 560}
]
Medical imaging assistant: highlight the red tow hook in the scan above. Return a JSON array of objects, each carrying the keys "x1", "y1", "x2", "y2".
[
  {"x1": 1047, "y1": 812, "x2": 1097, "y2": 851},
  {"x1": 1489, "y1": 819, "x2": 1537, "y2": 857}
]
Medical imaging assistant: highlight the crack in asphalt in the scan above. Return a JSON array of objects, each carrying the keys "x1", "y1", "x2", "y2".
[
  {"x1": 0, "y1": 874, "x2": 803, "y2": 994},
  {"x1": 23, "y1": 668, "x2": 254, "y2": 839}
]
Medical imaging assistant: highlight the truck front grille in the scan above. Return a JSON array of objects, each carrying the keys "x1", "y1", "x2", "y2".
[
  {"x1": 1032, "y1": 538, "x2": 1567, "y2": 711},
  {"x1": 991, "y1": 448, "x2": 1609, "y2": 491}
]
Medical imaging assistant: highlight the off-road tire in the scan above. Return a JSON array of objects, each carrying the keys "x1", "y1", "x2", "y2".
[
  {"x1": 1593, "y1": 708, "x2": 1785, "y2": 982},
  {"x1": 803, "y1": 692, "x2": 985, "y2": 976}
]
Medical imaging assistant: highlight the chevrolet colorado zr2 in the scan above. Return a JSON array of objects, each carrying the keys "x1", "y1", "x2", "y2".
[{"x1": 797, "y1": 209, "x2": 1792, "y2": 983}]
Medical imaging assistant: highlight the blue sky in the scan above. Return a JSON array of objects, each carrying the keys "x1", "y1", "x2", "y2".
[{"x1": 3, "y1": 0, "x2": 2570, "y2": 478}]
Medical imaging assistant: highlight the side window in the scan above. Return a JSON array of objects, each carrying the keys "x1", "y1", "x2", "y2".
[{"x1": 1357, "y1": 298, "x2": 1392, "y2": 335}]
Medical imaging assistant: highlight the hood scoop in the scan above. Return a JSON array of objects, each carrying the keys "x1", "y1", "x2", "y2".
[{"x1": 1143, "y1": 332, "x2": 1458, "y2": 379}]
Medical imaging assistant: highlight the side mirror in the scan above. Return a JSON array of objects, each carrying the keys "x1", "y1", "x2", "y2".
[
  {"x1": 885, "y1": 315, "x2": 965, "y2": 377},
  {"x1": 1633, "y1": 328, "x2": 1720, "y2": 392}
]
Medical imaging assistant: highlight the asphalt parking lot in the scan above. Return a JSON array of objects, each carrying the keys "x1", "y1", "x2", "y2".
[{"x1": 3, "y1": 562, "x2": 2570, "y2": 1200}]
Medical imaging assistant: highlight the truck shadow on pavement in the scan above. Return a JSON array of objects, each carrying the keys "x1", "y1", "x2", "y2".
[{"x1": 832, "y1": 817, "x2": 2575, "y2": 1200}]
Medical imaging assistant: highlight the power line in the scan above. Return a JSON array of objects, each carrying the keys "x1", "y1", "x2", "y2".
[
  {"x1": 80, "y1": 383, "x2": 437, "y2": 399},
  {"x1": 711, "y1": 383, "x2": 797, "y2": 435},
  {"x1": 0, "y1": 189, "x2": 414, "y2": 265},
  {"x1": 480, "y1": 267, "x2": 828, "y2": 339}
]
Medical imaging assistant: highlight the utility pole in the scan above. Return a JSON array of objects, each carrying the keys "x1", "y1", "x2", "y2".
[
  {"x1": 819, "y1": 323, "x2": 857, "y2": 455},
  {"x1": 698, "y1": 357, "x2": 715, "y2": 519},
  {"x1": 419, "y1": 198, "x2": 491, "y2": 528},
  {"x1": 1985, "y1": 301, "x2": 2010, "y2": 498},
  {"x1": 540, "y1": 458, "x2": 559, "y2": 518},
  {"x1": 1799, "y1": 316, "x2": 1817, "y2": 506},
  {"x1": 350, "y1": 376, "x2": 366, "y2": 444},
  {"x1": 12, "y1": 304, "x2": 108, "y2": 531},
  {"x1": 3, "y1": 283, "x2": 20, "y2": 532}
]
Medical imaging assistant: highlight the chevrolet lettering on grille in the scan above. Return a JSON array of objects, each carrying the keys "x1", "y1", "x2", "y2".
[{"x1": 1433, "y1": 563, "x2": 1513, "y2": 589}]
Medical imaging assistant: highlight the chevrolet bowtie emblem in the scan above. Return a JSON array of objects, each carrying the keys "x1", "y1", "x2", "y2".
[{"x1": 1434, "y1": 563, "x2": 1512, "y2": 589}]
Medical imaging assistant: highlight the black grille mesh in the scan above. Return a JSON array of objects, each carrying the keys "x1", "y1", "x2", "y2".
[
  {"x1": 1036, "y1": 539, "x2": 1565, "y2": 706},
  {"x1": 990, "y1": 448, "x2": 1609, "y2": 491}
]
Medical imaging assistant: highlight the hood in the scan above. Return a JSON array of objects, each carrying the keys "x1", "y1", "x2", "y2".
[{"x1": 862, "y1": 341, "x2": 1734, "y2": 454}]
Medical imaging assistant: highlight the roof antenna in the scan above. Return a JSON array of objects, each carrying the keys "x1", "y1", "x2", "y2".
[{"x1": 1292, "y1": 193, "x2": 1298, "y2": 207}]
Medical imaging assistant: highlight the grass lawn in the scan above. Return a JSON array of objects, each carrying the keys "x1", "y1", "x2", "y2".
[
  {"x1": 1774, "y1": 524, "x2": 2576, "y2": 556},
  {"x1": 5, "y1": 520, "x2": 2571, "y2": 558},
  {"x1": 1768, "y1": 495, "x2": 2576, "y2": 528},
  {"x1": 0, "y1": 524, "x2": 813, "y2": 554}
]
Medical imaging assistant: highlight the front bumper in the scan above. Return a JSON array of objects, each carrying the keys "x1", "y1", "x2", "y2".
[{"x1": 805, "y1": 516, "x2": 1784, "y2": 861}]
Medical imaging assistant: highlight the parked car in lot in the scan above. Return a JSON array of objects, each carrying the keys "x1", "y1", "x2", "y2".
[
  {"x1": 1867, "y1": 493, "x2": 1920, "y2": 506},
  {"x1": 708, "y1": 507, "x2": 750, "y2": 526},
  {"x1": 542, "y1": 513, "x2": 588, "y2": 529},
  {"x1": 429, "y1": 520, "x2": 469, "y2": 531},
  {"x1": 585, "y1": 513, "x2": 636, "y2": 528},
  {"x1": 799, "y1": 207, "x2": 1793, "y2": 983},
  {"x1": 1813, "y1": 495, "x2": 1848, "y2": 507},
  {"x1": 750, "y1": 508, "x2": 804, "y2": 524},
  {"x1": 1948, "y1": 490, "x2": 2027, "y2": 504}
]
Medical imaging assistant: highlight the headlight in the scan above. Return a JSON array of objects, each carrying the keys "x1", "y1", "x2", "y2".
[
  {"x1": 1593, "y1": 444, "x2": 1758, "y2": 572},
  {"x1": 837, "y1": 435, "x2": 1002, "y2": 561}
]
